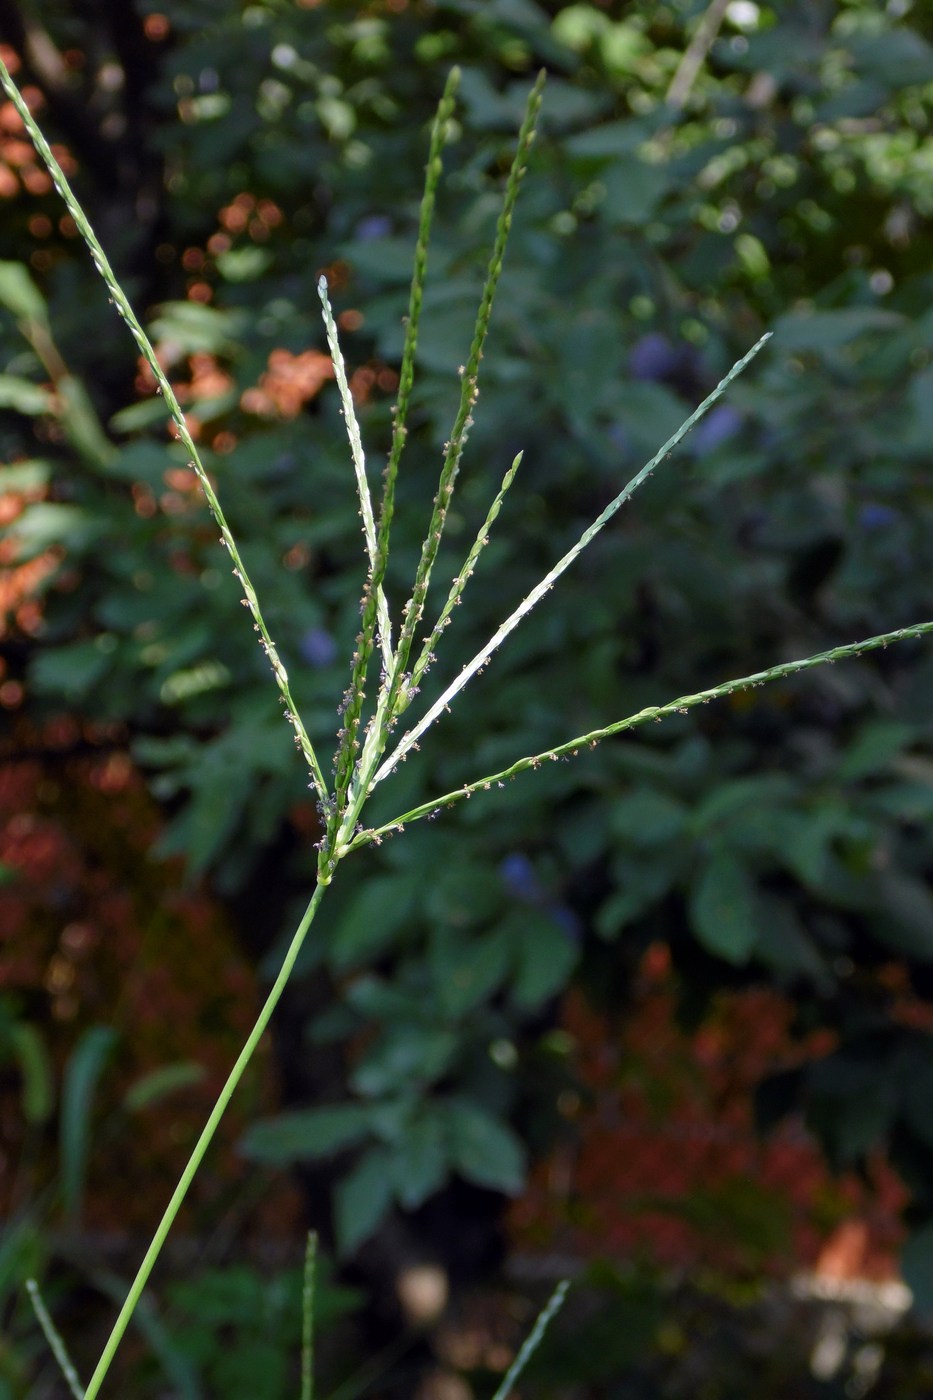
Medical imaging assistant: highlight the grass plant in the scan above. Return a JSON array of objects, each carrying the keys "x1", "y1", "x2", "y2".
[{"x1": 3, "y1": 54, "x2": 933, "y2": 1400}]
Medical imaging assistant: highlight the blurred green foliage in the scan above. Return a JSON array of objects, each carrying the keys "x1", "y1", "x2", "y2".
[{"x1": 4, "y1": 0, "x2": 933, "y2": 1343}]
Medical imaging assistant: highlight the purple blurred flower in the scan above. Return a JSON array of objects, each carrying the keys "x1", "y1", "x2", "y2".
[
  {"x1": 300, "y1": 627, "x2": 338, "y2": 668},
  {"x1": 500, "y1": 852, "x2": 544, "y2": 902},
  {"x1": 628, "y1": 332, "x2": 681, "y2": 382},
  {"x1": 355, "y1": 214, "x2": 392, "y2": 242},
  {"x1": 858, "y1": 503, "x2": 898, "y2": 531},
  {"x1": 549, "y1": 903, "x2": 583, "y2": 944},
  {"x1": 691, "y1": 403, "x2": 742, "y2": 454}
]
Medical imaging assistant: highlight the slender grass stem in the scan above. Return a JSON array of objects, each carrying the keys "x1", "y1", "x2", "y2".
[
  {"x1": 372, "y1": 332, "x2": 771, "y2": 788},
  {"x1": 82, "y1": 881, "x2": 329, "y2": 1400},
  {"x1": 489, "y1": 1280, "x2": 569, "y2": 1400},
  {"x1": 349, "y1": 619, "x2": 933, "y2": 848},
  {"x1": 26, "y1": 1279, "x2": 85, "y2": 1400},
  {"x1": 0, "y1": 59, "x2": 330, "y2": 808}
]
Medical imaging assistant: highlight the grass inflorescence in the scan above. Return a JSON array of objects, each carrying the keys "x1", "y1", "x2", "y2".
[{"x1": 3, "y1": 52, "x2": 932, "y2": 1400}]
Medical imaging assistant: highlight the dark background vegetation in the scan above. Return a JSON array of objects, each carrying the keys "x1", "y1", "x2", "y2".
[{"x1": 3, "y1": 0, "x2": 933, "y2": 1395}]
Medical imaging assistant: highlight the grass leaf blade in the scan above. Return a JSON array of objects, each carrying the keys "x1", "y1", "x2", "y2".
[{"x1": 60, "y1": 1025, "x2": 116, "y2": 1229}]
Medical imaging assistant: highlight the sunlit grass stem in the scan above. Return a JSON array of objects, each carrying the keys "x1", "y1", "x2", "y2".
[
  {"x1": 489, "y1": 1280, "x2": 569, "y2": 1400},
  {"x1": 26, "y1": 1279, "x2": 84, "y2": 1400},
  {"x1": 81, "y1": 883, "x2": 327, "y2": 1400}
]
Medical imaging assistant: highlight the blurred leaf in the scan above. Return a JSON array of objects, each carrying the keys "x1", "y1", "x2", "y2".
[
  {"x1": 388, "y1": 1112, "x2": 449, "y2": 1208},
  {"x1": 329, "y1": 873, "x2": 422, "y2": 970},
  {"x1": 56, "y1": 375, "x2": 115, "y2": 466},
  {"x1": 507, "y1": 909, "x2": 579, "y2": 1009},
  {"x1": 429, "y1": 924, "x2": 512, "y2": 1017},
  {"x1": 148, "y1": 301, "x2": 245, "y2": 354},
  {"x1": 807, "y1": 1051, "x2": 893, "y2": 1166},
  {"x1": 839, "y1": 720, "x2": 915, "y2": 781},
  {"x1": 240, "y1": 1103, "x2": 374, "y2": 1164},
  {"x1": 9, "y1": 502, "x2": 102, "y2": 559},
  {"x1": 335, "y1": 1147, "x2": 394, "y2": 1255},
  {"x1": 609, "y1": 788, "x2": 688, "y2": 846},
  {"x1": 753, "y1": 897, "x2": 826, "y2": 981},
  {"x1": 343, "y1": 974, "x2": 430, "y2": 1023},
  {"x1": 870, "y1": 873, "x2": 933, "y2": 962},
  {"x1": 597, "y1": 852, "x2": 682, "y2": 938},
  {"x1": 426, "y1": 862, "x2": 504, "y2": 927},
  {"x1": 0, "y1": 459, "x2": 50, "y2": 493},
  {"x1": 123, "y1": 1062, "x2": 206, "y2": 1113},
  {"x1": 442, "y1": 1097, "x2": 526, "y2": 1193},
  {"x1": 689, "y1": 851, "x2": 759, "y2": 964},
  {"x1": 0, "y1": 259, "x2": 48, "y2": 324},
  {"x1": 602, "y1": 154, "x2": 671, "y2": 226},
  {"x1": 847, "y1": 27, "x2": 933, "y2": 86},
  {"x1": 773, "y1": 307, "x2": 904, "y2": 352},
  {"x1": 8, "y1": 1022, "x2": 54, "y2": 1125},
  {"x1": 902, "y1": 1224, "x2": 933, "y2": 1313},
  {"x1": 0, "y1": 374, "x2": 53, "y2": 415},
  {"x1": 350, "y1": 1024, "x2": 459, "y2": 1097},
  {"x1": 60, "y1": 1025, "x2": 117, "y2": 1226}
]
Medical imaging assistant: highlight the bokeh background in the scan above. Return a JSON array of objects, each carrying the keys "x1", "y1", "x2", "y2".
[{"x1": 3, "y1": 1, "x2": 933, "y2": 1395}]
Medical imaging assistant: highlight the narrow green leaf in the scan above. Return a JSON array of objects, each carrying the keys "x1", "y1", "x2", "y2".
[
  {"x1": 123, "y1": 1062, "x2": 206, "y2": 1113},
  {"x1": 0, "y1": 373, "x2": 53, "y2": 415},
  {"x1": 0, "y1": 258, "x2": 48, "y2": 323},
  {"x1": 9, "y1": 1022, "x2": 54, "y2": 1124},
  {"x1": 60, "y1": 1025, "x2": 117, "y2": 1227}
]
